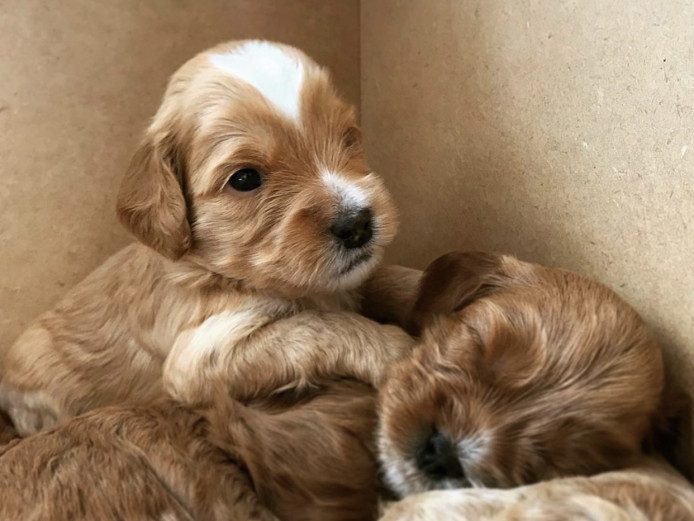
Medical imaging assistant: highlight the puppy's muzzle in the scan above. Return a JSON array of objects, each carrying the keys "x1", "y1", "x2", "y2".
[
  {"x1": 416, "y1": 431, "x2": 465, "y2": 482},
  {"x1": 330, "y1": 208, "x2": 373, "y2": 249}
]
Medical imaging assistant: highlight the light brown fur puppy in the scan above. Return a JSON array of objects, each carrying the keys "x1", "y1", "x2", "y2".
[
  {"x1": 374, "y1": 252, "x2": 664, "y2": 494},
  {"x1": 379, "y1": 458, "x2": 694, "y2": 521},
  {"x1": 0, "y1": 40, "x2": 412, "y2": 435},
  {"x1": 0, "y1": 380, "x2": 380, "y2": 521}
]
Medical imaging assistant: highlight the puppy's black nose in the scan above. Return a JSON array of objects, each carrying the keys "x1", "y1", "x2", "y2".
[
  {"x1": 415, "y1": 431, "x2": 464, "y2": 481},
  {"x1": 330, "y1": 208, "x2": 373, "y2": 249}
]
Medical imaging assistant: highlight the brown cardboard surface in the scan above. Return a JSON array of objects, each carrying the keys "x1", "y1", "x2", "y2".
[
  {"x1": 0, "y1": 0, "x2": 359, "y2": 347},
  {"x1": 362, "y1": 0, "x2": 694, "y2": 446}
]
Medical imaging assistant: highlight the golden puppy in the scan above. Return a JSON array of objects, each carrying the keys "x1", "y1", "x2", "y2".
[
  {"x1": 0, "y1": 380, "x2": 381, "y2": 521},
  {"x1": 375, "y1": 252, "x2": 664, "y2": 494},
  {"x1": 0, "y1": 40, "x2": 411, "y2": 435},
  {"x1": 379, "y1": 458, "x2": 694, "y2": 521}
]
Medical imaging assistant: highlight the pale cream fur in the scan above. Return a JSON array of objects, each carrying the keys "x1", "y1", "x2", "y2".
[
  {"x1": 0, "y1": 40, "x2": 411, "y2": 435},
  {"x1": 380, "y1": 459, "x2": 694, "y2": 521}
]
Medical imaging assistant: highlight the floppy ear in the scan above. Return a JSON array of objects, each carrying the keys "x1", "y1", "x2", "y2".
[
  {"x1": 409, "y1": 251, "x2": 508, "y2": 334},
  {"x1": 116, "y1": 131, "x2": 191, "y2": 260},
  {"x1": 359, "y1": 265, "x2": 423, "y2": 328},
  {"x1": 651, "y1": 387, "x2": 694, "y2": 481}
]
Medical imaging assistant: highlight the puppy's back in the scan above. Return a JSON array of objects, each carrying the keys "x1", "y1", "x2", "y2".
[
  {"x1": 0, "y1": 382, "x2": 381, "y2": 521},
  {"x1": 0, "y1": 402, "x2": 263, "y2": 521}
]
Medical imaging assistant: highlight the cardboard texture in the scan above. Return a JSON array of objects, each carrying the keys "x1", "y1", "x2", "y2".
[
  {"x1": 0, "y1": 0, "x2": 359, "y2": 347},
  {"x1": 362, "y1": 0, "x2": 694, "y2": 450}
]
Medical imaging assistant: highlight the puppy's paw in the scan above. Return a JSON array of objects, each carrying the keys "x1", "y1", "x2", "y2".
[
  {"x1": 385, "y1": 325, "x2": 417, "y2": 357},
  {"x1": 379, "y1": 490, "x2": 502, "y2": 521},
  {"x1": 0, "y1": 383, "x2": 60, "y2": 436},
  {"x1": 163, "y1": 328, "x2": 208, "y2": 405},
  {"x1": 379, "y1": 493, "x2": 450, "y2": 521},
  {"x1": 163, "y1": 309, "x2": 274, "y2": 405},
  {"x1": 367, "y1": 325, "x2": 416, "y2": 387}
]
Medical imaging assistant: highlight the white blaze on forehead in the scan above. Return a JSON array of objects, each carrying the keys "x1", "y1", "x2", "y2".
[
  {"x1": 209, "y1": 41, "x2": 305, "y2": 123},
  {"x1": 322, "y1": 171, "x2": 369, "y2": 209}
]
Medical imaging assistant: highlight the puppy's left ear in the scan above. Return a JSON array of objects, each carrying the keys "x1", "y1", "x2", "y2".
[
  {"x1": 360, "y1": 265, "x2": 423, "y2": 328},
  {"x1": 409, "y1": 251, "x2": 511, "y2": 333},
  {"x1": 116, "y1": 130, "x2": 191, "y2": 260}
]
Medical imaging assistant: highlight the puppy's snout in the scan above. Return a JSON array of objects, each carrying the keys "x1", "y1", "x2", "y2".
[
  {"x1": 415, "y1": 431, "x2": 464, "y2": 481},
  {"x1": 329, "y1": 208, "x2": 373, "y2": 249}
]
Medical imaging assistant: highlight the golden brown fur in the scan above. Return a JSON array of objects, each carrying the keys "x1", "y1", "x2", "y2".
[
  {"x1": 361, "y1": 265, "x2": 423, "y2": 328},
  {"x1": 377, "y1": 252, "x2": 664, "y2": 494},
  {"x1": 0, "y1": 380, "x2": 380, "y2": 521},
  {"x1": 0, "y1": 250, "x2": 681, "y2": 520},
  {"x1": 0, "y1": 40, "x2": 412, "y2": 435},
  {"x1": 380, "y1": 459, "x2": 694, "y2": 521}
]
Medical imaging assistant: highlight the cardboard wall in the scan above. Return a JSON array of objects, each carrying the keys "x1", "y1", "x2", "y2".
[
  {"x1": 362, "y1": 1, "x2": 694, "y2": 411},
  {"x1": 0, "y1": 0, "x2": 359, "y2": 348}
]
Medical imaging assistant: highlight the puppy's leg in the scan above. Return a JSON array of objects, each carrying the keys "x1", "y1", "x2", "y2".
[
  {"x1": 379, "y1": 489, "x2": 517, "y2": 521},
  {"x1": 0, "y1": 324, "x2": 78, "y2": 435},
  {"x1": 0, "y1": 321, "x2": 164, "y2": 436},
  {"x1": 379, "y1": 462, "x2": 694, "y2": 521},
  {"x1": 360, "y1": 265, "x2": 423, "y2": 329},
  {"x1": 0, "y1": 409, "x2": 19, "y2": 447},
  {"x1": 164, "y1": 310, "x2": 414, "y2": 404},
  {"x1": 379, "y1": 488, "x2": 633, "y2": 521}
]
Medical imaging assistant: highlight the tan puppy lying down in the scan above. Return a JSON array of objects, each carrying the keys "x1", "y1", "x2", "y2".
[
  {"x1": 373, "y1": 251, "x2": 664, "y2": 493},
  {"x1": 370, "y1": 252, "x2": 693, "y2": 520},
  {"x1": 0, "y1": 381, "x2": 380, "y2": 521},
  {"x1": 0, "y1": 40, "x2": 412, "y2": 436}
]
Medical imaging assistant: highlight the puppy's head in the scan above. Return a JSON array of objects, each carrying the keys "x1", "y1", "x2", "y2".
[
  {"x1": 117, "y1": 40, "x2": 397, "y2": 295},
  {"x1": 205, "y1": 380, "x2": 381, "y2": 521},
  {"x1": 379, "y1": 252, "x2": 664, "y2": 495}
]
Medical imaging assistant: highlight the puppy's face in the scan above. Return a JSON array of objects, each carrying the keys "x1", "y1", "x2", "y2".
[
  {"x1": 379, "y1": 252, "x2": 664, "y2": 495},
  {"x1": 117, "y1": 40, "x2": 397, "y2": 295}
]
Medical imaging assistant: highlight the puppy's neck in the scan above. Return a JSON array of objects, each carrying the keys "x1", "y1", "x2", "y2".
[
  {"x1": 163, "y1": 256, "x2": 246, "y2": 292},
  {"x1": 161, "y1": 252, "x2": 361, "y2": 311}
]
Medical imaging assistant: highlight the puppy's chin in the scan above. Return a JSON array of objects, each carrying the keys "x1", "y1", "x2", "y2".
[
  {"x1": 263, "y1": 220, "x2": 394, "y2": 295},
  {"x1": 277, "y1": 246, "x2": 384, "y2": 296},
  {"x1": 328, "y1": 248, "x2": 383, "y2": 291}
]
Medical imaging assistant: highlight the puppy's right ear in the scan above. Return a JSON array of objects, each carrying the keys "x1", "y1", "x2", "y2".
[
  {"x1": 651, "y1": 388, "x2": 694, "y2": 482},
  {"x1": 116, "y1": 131, "x2": 191, "y2": 260},
  {"x1": 409, "y1": 251, "x2": 508, "y2": 334}
]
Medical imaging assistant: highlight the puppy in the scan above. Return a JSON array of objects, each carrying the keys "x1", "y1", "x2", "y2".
[
  {"x1": 0, "y1": 380, "x2": 381, "y2": 521},
  {"x1": 379, "y1": 458, "x2": 694, "y2": 521},
  {"x1": 375, "y1": 252, "x2": 664, "y2": 494},
  {"x1": 0, "y1": 40, "x2": 411, "y2": 435}
]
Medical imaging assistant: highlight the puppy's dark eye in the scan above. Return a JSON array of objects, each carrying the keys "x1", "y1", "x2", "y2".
[{"x1": 227, "y1": 168, "x2": 263, "y2": 192}]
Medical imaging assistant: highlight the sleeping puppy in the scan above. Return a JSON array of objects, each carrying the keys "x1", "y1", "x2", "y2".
[
  {"x1": 379, "y1": 458, "x2": 694, "y2": 521},
  {"x1": 0, "y1": 40, "x2": 411, "y2": 435},
  {"x1": 0, "y1": 380, "x2": 380, "y2": 521},
  {"x1": 373, "y1": 252, "x2": 664, "y2": 494}
]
